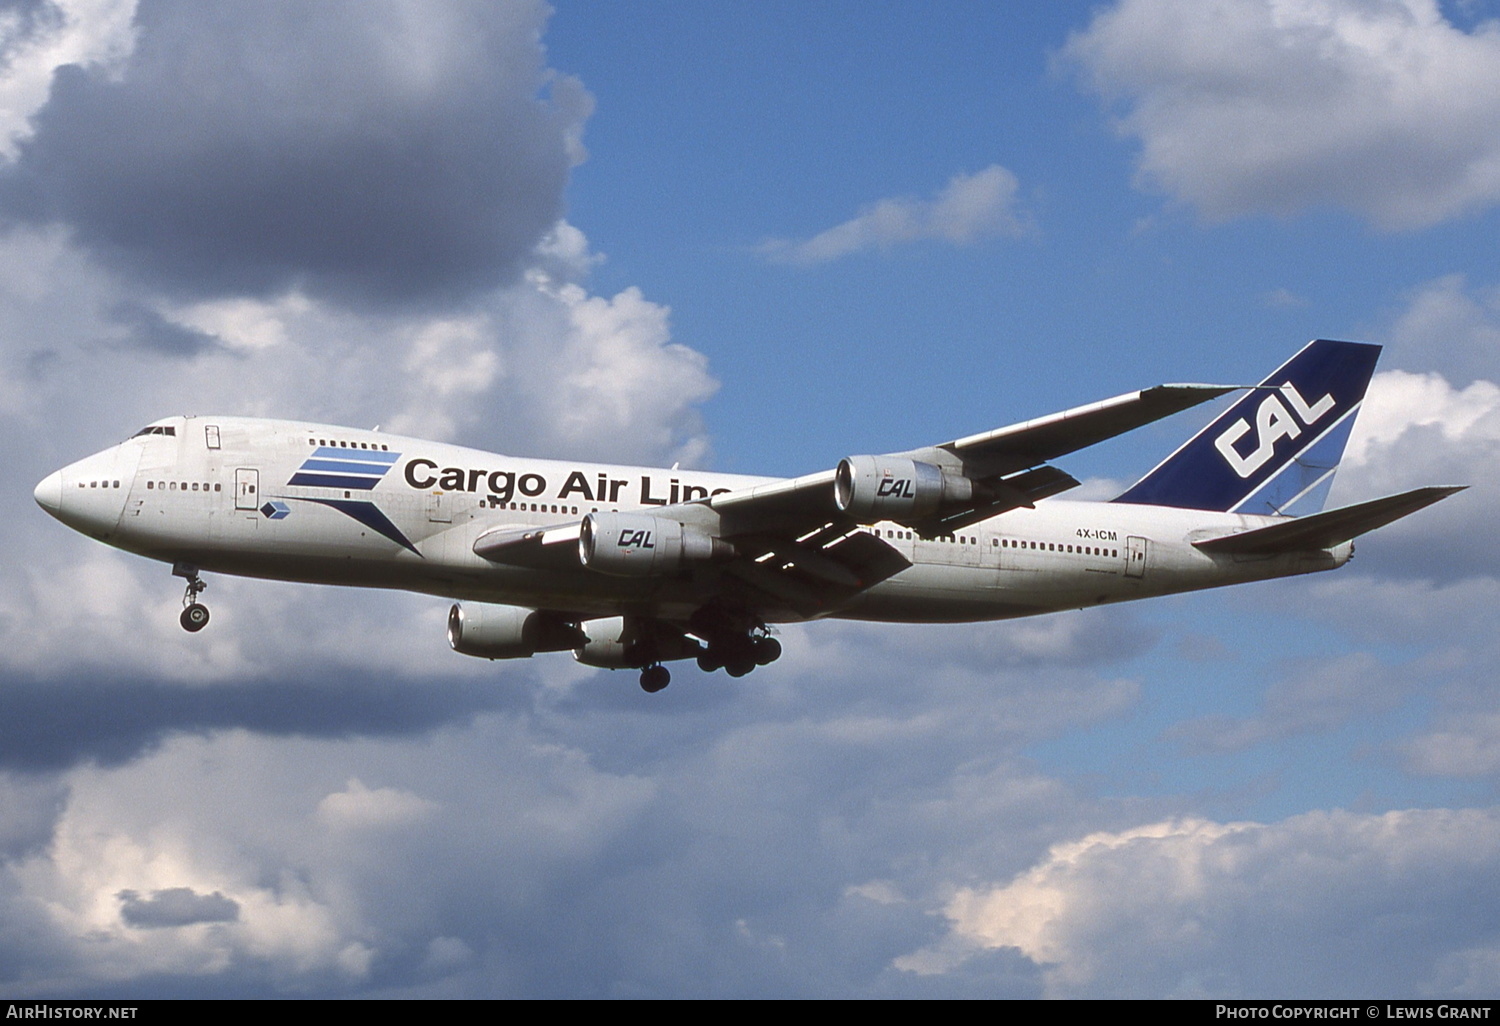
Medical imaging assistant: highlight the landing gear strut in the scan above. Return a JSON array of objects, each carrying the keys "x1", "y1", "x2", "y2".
[{"x1": 173, "y1": 563, "x2": 210, "y2": 633}]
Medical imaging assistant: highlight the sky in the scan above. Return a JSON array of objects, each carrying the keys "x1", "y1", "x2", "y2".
[{"x1": 2, "y1": 0, "x2": 1500, "y2": 998}]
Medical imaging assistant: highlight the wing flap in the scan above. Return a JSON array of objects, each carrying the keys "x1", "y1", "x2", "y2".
[
  {"x1": 726, "y1": 528, "x2": 912, "y2": 616},
  {"x1": 1193, "y1": 486, "x2": 1464, "y2": 555}
]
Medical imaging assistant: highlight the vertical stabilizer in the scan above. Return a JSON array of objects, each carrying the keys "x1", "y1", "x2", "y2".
[{"x1": 1113, "y1": 339, "x2": 1380, "y2": 515}]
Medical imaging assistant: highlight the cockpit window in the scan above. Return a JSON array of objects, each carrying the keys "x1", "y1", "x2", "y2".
[{"x1": 131, "y1": 425, "x2": 177, "y2": 438}]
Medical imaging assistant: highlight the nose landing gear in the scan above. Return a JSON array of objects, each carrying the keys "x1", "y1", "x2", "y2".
[{"x1": 173, "y1": 563, "x2": 210, "y2": 633}]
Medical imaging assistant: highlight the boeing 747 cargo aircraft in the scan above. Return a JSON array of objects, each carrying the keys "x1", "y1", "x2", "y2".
[{"x1": 34, "y1": 340, "x2": 1460, "y2": 692}]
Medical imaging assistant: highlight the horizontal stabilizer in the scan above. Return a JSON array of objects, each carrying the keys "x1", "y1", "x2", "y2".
[{"x1": 1193, "y1": 486, "x2": 1465, "y2": 555}]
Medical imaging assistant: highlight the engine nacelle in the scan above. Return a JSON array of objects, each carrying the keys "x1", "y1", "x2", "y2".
[
  {"x1": 578, "y1": 512, "x2": 732, "y2": 577},
  {"x1": 447, "y1": 602, "x2": 584, "y2": 660},
  {"x1": 834, "y1": 455, "x2": 973, "y2": 522},
  {"x1": 573, "y1": 616, "x2": 703, "y2": 669}
]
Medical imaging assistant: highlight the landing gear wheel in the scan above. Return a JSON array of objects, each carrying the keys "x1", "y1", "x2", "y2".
[
  {"x1": 640, "y1": 665, "x2": 670, "y2": 693},
  {"x1": 752, "y1": 637, "x2": 782, "y2": 665},
  {"x1": 725, "y1": 656, "x2": 755, "y2": 678},
  {"x1": 173, "y1": 564, "x2": 210, "y2": 633}
]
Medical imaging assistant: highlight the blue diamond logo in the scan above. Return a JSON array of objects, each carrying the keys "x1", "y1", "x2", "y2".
[{"x1": 261, "y1": 501, "x2": 290, "y2": 520}]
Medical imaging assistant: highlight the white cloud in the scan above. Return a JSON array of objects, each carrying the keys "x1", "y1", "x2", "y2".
[
  {"x1": 904, "y1": 808, "x2": 1500, "y2": 997},
  {"x1": 1345, "y1": 368, "x2": 1500, "y2": 468},
  {"x1": 1402, "y1": 714, "x2": 1500, "y2": 776},
  {"x1": 760, "y1": 165, "x2": 1031, "y2": 266},
  {"x1": 1065, "y1": 0, "x2": 1500, "y2": 229},
  {"x1": 1382, "y1": 273, "x2": 1500, "y2": 385}
]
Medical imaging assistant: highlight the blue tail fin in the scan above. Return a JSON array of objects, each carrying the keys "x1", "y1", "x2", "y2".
[{"x1": 1113, "y1": 339, "x2": 1381, "y2": 515}]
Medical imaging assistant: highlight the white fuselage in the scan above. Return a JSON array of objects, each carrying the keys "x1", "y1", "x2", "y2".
[{"x1": 35, "y1": 415, "x2": 1351, "y2": 625}]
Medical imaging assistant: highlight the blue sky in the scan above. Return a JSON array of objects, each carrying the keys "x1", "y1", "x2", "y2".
[{"x1": 4, "y1": 0, "x2": 1500, "y2": 998}]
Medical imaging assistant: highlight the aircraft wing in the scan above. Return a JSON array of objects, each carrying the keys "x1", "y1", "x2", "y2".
[
  {"x1": 688, "y1": 383, "x2": 1233, "y2": 614},
  {"x1": 710, "y1": 383, "x2": 1233, "y2": 536},
  {"x1": 1192, "y1": 486, "x2": 1465, "y2": 555}
]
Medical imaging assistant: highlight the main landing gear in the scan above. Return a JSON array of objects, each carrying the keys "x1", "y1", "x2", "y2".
[
  {"x1": 696, "y1": 633, "x2": 781, "y2": 677},
  {"x1": 639, "y1": 664, "x2": 670, "y2": 693},
  {"x1": 689, "y1": 607, "x2": 782, "y2": 680},
  {"x1": 173, "y1": 563, "x2": 210, "y2": 633},
  {"x1": 631, "y1": 610, "x2": 784, "y2": 693}
]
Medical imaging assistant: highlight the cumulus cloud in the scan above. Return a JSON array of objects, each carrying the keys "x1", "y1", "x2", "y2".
[
  {"x1": 1331, "y1": 362, "x2": 1500, "y2": 577},
  {"x1": 904, "y1": 809, "x2": 1500, "y2": 997},
  {"x1": 0, "y1": 0, "x2": 591, "y2": 307},
  {"x1": 1064, "y1": 0, "x2": 1500, "y2": 229},
  {"x1": 760, "y1": 165, "x2": 1031, "y2": 265}
]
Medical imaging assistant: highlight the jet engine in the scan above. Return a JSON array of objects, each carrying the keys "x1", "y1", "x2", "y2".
[
  {"x1": 578, "y1": 512, "x2": 733, "y2": 577},
  {"x1": 834, "y1": 455, "x2": 973, "y2": 522},
  {"x1": 447, "y1": 602, "x2": 584, "y2": 660}
]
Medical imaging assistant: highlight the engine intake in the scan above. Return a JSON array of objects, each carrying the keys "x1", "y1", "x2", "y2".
[
  {"x1": 834, "y1": 456, "x2": 973, "y2": 522},
  {"x1": 578, "y1": 512, "x2": 733, "y2": 577},
  {"x1": 447, "y1": 602, "x2": 584, "y2": 660}
]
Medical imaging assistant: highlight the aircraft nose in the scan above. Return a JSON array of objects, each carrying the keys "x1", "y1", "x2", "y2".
[{"x1": 34, "y1": 470, "x2": 63, "y2": 516}]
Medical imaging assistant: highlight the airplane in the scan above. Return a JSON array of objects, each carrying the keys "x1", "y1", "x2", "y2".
[{"x1": 33, "y1": 339, "x2": 1461, "y2": 693}]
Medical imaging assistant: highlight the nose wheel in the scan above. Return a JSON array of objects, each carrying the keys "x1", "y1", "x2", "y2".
[{"x1": 173, "y1": 563, "x2": 210, "y2": 633}]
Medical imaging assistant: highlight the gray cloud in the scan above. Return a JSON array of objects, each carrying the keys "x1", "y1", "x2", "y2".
[
  {"x1": 0, "y1": 0, "x2": 589, "y2": 308},
  {"x1": 1165, "y1": 653, "x2": 1406, "y2": 755},
  {"x1": 106, "y1": 299, "x2": 221, "y2": 357},
  {"x1": 118, "y1": 887, "x2": 239, "y2": 928}
]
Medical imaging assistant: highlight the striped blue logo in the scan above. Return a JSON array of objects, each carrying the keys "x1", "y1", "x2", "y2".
[{"x1": 288, "y1": 447, "x2": 401, "y2": 491}]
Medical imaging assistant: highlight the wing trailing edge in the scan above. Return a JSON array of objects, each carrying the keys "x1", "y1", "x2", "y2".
[{"x1": 1192, "y1": 486, "x2": 1464, "y2": 555}]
